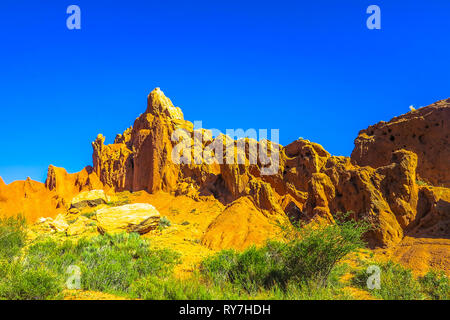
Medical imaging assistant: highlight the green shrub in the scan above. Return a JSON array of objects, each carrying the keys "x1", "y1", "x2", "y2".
[
  {"x1": 159, "y1": 216, "x2": 172, "y2": 229},
  {"x1": 0, "y1": 261, "x2": 61, "y2": 300},
  {"x1": 25, "y1": 233, "x2": 181, "y2": 295},
  {"x1": 280, "y1": 217, "x2": 368, "y2": 287},
  {"x1": 353, "y1": 261, "x2": 424, "y2": 300},
  {"x1": 418, "y1": 270, "x2": 450, "y2": 300},
  {"x1": 0, "y1": 214, "x2": 27, "y2": 261},
  {"x1": 201, "y1": 215, "x2": 369, "y2": 294}
]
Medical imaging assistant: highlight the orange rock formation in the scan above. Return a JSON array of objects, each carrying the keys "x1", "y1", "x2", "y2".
[
  {"x1": 351, "y1": 98, "x2": 450, "y2": 187},
  {"x1": 0, "y1": 177, "x2": 63, "y2": 221},
  {"x1": 1, "y1": 89, "x2": 448, "y2": 257},
  {"x1": 91, "y1": 89, "x2": 449, "y2": 249}
]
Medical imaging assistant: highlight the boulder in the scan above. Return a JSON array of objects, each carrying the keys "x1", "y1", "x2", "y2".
[
  {"x1": 49, "y1": 214, "x2": 69, "y2": 232},
  {"x1": 96, "y1": 203, "x2": 160, "y2": 235},
  {"x1": 66, "y1": 216, "x2": 91, "y2": 236},
  {"x1": 70, "y1": 190, "x2": 109, "y2": 209}
]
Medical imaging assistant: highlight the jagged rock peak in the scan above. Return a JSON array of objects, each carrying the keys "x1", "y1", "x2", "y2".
[{"x1": 146, "y1": 87, "x2": 184, "y2": 120}]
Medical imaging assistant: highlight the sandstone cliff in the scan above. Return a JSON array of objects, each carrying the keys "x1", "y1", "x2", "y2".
[
  {"x1": 45, "y1": 165, "x2": 105, "y2": 206},
  {"x1": 0, "y1": 88, "x2": 448, "y2": 253},
  {"x1": 0, "y1": 177, "x2": 63, "y2": 221},
  {"x1": 91, "y1": 88, "x2": 449, "y2": 249},
  {"x1": 351, "y1": 98, "x2": 450, "y2": 187}
]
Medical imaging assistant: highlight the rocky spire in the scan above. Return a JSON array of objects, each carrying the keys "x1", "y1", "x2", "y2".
[{"x1": 146, "y1": 87, "x2": 184, "y2": 120}]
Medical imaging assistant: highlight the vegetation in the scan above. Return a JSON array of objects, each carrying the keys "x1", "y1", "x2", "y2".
[
  {"x1": 416, "y1": 179, "x2": 429, "y2": 186},
  {"x1": 81, "y1": 210, "x2": 97, "y2": 219},
  {"x1": 0, "y1": 214, "x2": 448, "y2": 300},
  {"x1": 0, "y1": 216, "x2": 180, "y2": 299},
  {"x1": 0, "y1": 214, "x2": 27, "y2": 261},
  {"x1": 353, "y1": 261, "x2": 450, "y2": 300},
  {"x1": 159, "y1": 216, "x2": 172, "y2": 229},
  {"x1": 0, "y1": 261, "x2": 62, "y2": 300},
  {"x1": 418, "y1": 270, "x2": 450, "y2": 300},
  {"x1": 0, "y1": 215, "x2": 61, "y2": 300},
  {"x1": 200, "y1": 214, "x2": 369, "y2": 296},
  {"x1": 25, "y1": 233, "x2": 181, "y2": 296}
]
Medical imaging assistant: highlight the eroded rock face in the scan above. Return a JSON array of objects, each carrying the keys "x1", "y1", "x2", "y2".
[
  {"x1": 408, "y1": 186, "x2": 450, "y2": 238},
  {"x1": 4, "y1": 88, "x2": 448, "y2": 257},
  {"x1": 90, "y1": 88, "x2": 449, "y2": 249},
  {"x1": 96, "y1": 203, "x2": 160, "y2": 235},
  {"x1": 92, "y1": 88, "x2": 190, "y2": 194},
  {"x1": 310, "y1": 150, "x2": 420, "y2": 247},
  {"x1": 92, "y1": 88, "x2": 286, "y2": 214},
  {"x1": 0, "y1": 177, "x2": 63, "y2": 222},
  {"x1": 351, "y1": 98, "x2": 450, "y2": 187},
  {"x1": 45, "y1": 165, "x2": 105, "y2": 206},
  {"x1": 201, "y1": 196, "x2": 286, "y2": 251}
]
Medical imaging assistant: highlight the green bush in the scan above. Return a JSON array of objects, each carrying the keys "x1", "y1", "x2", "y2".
[
  {"x1": 0, "y1": 261, "x2": 62, "y2": 300},
  {"x1": 418, "y1": 270, "x2": 449, "y2": 300},
  {"x1": 201, "y1": 215, "x2": 369, "y2": 294},
  {"x1": 353, "y1": 261, "x2": 425, "y2": 300},
  {"x1": 159, "y1": 216, "x2": 172, "y2": 229},
  {"x1": 0, "y1": 214, "x2": 27, "y2": 261},
  {"x1": 25, "y1": 233, "x2": 181, "y2": 295}
]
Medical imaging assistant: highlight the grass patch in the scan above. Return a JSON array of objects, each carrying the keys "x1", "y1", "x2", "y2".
[
  {"x1": 0, "y1": 214, "x2": 27, "y2": 261},
  {"x1": 1, "y1": 212, "x2": 446, "y2": 300},
  {"x1": 24, "y1": 233, "x2": 181, "y2": 296},
  {"x1": 418, "y1": 270, "x2": 450, "y2": 300},
  {"x1": 352, "y1": 261, "x2": 449, "y2": 300},
  {"x1": 0, "y1": 215, "x2": 62, "y2": 300},
  {"x1": 0, "y1": 261, "x2": 62, "y2": 300},
  {"x1": 130, "y1": 274, "x2": 243, "y2": 300}
]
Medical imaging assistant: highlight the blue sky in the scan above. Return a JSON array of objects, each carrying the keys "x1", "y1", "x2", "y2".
[{"x1": 0, "y1": 1, "x2": 449, "y2": 184}]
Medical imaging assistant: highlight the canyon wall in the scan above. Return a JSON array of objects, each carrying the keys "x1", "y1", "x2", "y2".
[{"x1": 1, "y1": 89, "x2": 448, "y2": 250}]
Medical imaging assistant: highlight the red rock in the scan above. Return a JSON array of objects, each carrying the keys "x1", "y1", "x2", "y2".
[
  {"x1": 0, "y1": 178, "x2": 63, "y2": 222},
  {"x1": 201, "y1": 196, "x2": 286, "y2": 251},
  {"x1": 351, "y1": 98, "x2": 450, "y2": 187},
  {"x1": 45, "y1": 165, "x2": 105, "y2": 206},
  {"x1": 75, "y1": 89, "x2": 450, "y2": 249}
]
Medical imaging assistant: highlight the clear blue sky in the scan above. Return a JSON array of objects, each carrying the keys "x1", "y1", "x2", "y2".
[{"x1": 0, "y1": 1, "x2": 449, "y2": 184}]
